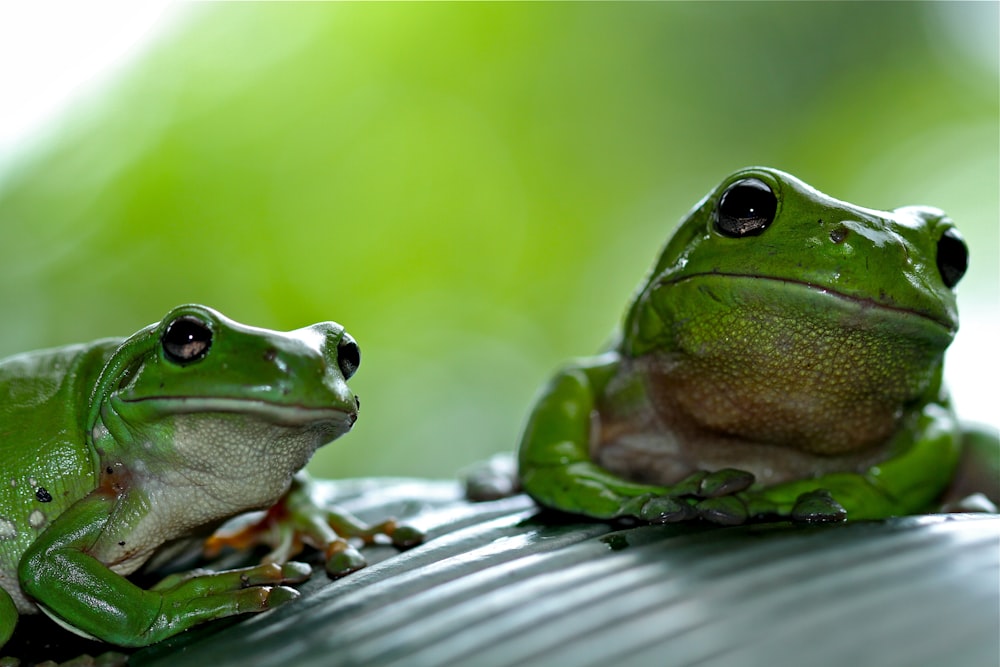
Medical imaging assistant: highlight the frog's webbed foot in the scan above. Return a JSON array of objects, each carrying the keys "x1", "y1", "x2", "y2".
[
  {"x1": 205, "y1": 478, "x2": 423, "y2": 578},
  {"x1": 631, "y1": 472, "x2": 851, "y2": 526},
  {"x1": 627, "y1": 469, "x2": 756, "y2": 526}
]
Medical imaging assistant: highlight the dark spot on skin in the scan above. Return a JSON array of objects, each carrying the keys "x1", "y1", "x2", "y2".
[
  {"x1": 106, "y1": 467, "x2": 114, "y2": 475},
  {"x1": 263, "y1": 348, "x2": 278, "y2": 362},
  {"x1": 36, "y1": 488, "x2": 52, "y2": 503},
  {"x1": 119, "y1": 541, "x2": 126, "y2": 546},
  {"x1": 829, "y1": 226, "x2": 849, "y2": 244}
]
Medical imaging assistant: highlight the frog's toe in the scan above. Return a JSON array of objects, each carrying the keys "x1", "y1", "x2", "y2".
[
  {"x1": 790, "y1": 489, "x2": 848, "y2": 523},
  {"x1": 698, "y1": 469, "x2": 756, "y2": 498},
  {"x1": 389, "y1": 524, "x2": 425, "y2": 549},
  {"x1": 324, "y1": 540, "x2": 368, "y2": 578},
  {"x1": 670, "y1": 471, "x2": 710, "y2": 497},
  {"x1": 695, "y1": 495, "x2": 749, "y2": 525},
  {"x1": 265, "y1": 585, "x2": 302, "y2": 608},
  {"x1": 279, "y1": 561, "x2": 313, "y2": 583},
  {"x1": 639, "y1": 495, "x2": 698, "y2": 523}
]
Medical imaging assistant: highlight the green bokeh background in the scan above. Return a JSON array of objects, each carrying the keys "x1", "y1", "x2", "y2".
[{"x1": 1, "y1": 2, "x2": 996, "y2": 480}]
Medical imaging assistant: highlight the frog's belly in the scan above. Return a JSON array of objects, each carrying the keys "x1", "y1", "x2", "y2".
[{"x1": 595, "y1": 432, "x2": 886, "y2": 488}]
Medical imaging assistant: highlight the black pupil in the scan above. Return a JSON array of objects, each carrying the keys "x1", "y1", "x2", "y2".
[
  {"x1": 936, "y1": 229, "x2": 968, "y2": 289},
  {"x1": 338, "y1": 335, "x2": 360, "y2": 380},
  {"x1": 162, "y1": 316, "x2": 212, "y2": 364},
  {"x1": 715, "y1": 178, "x2": 778, "y2": 237}
]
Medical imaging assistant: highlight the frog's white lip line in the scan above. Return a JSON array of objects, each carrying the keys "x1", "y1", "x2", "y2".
[
  {"x1": 119, "y1": 397, "x2": 356, "y2": 424},
  {"x1": 662, "y1": 272, "x2": 955, "y2": 332}
]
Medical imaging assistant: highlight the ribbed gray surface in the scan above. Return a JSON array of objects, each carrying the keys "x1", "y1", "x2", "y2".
[{"x1": 132, "y1": 478, "x2": 999, "y2": 667}]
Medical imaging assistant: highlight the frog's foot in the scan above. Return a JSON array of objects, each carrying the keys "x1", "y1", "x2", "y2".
[
  {"x1": 205, "y1": 484, "x2": 423, "y2": 578},
  {"x1": 319, "y1": 514, "x2": 421, "y2": 577},
  {"x1": 151, "y1": 561, "x2": 311, "y2": 593},
  {"x1": 738, "y1": 487, "x2": 848, "y2": 524},
  {"x1": 694, "y1": 496, "x2": 751, "y2": 525},
  {"x1": 789, "y1": 489, "x2": 848, "y2": 524},
  {"x1": 632, "y1": 469, "x2": 756, "y2": 525},
  {"x1": 636, "y1": 495, "x2": 698, "y2": 523}
]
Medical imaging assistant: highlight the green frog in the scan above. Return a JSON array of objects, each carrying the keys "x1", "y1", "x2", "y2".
[
  {"x1": 0, "y1": 305, "x2": 418, "y2": 651},
  {"x1": 517, "y1": 167, "x2": 997, "y2": 525}
]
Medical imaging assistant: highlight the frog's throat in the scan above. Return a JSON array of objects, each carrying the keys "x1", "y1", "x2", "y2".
[
  {"x1": 659, "y1": 272, "x2": 956, "y2": 333},
  {"x1": 116, "y1": 397, "x2": 357, "y2": 427}
]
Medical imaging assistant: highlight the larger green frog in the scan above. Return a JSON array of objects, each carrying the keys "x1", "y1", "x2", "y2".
[
  {"x1": 0, "y1": 305, "x2": 415, "y2": 652},
  {"x1": 518, "y1": 167, "x2": 996, "y2": 525}
]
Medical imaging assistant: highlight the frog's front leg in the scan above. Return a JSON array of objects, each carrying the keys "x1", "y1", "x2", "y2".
[
  {"x1": 205, "y1": 473, "x2": 423, "y2": 578},
  {"x1": 518, "y1": 364, "x2": 755, "y2": 524},
  {"x1": 19, "y1": 492, "x2": 306, "y2": 648}
]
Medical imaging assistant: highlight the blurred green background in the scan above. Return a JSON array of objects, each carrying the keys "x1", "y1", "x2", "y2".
[{"x1": 0, "y1": 2, "x2": 996, "y2": 480}]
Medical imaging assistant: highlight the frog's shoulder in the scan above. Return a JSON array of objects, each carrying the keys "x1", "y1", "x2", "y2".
[
  {"x1": 0, "y1": 339, "x2": 123, "y2": 450},
  {"x1": 0, "y1": 338, "x2": 122, "y2": 399}
]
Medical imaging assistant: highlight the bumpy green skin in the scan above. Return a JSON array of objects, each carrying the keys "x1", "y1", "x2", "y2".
[
  {"x1": 0, "y1": 305, "x2": 368, "y2": 650},
  {"x1": 519, "y1": 167, "x2": 986, "y2": 525}
]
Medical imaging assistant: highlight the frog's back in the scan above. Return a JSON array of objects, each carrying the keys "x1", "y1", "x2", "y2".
[{"x1": 0, "y1": 339, "x2": 120, "y2": 611}]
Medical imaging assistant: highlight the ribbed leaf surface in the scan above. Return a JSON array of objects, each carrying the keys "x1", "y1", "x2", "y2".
[{"x1": 127, "y1": 478, "x2": 998, "y2": 667}]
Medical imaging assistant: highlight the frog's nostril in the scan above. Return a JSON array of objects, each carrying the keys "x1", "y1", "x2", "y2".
[{"x1": 355, "y1": 396, "x2": 361, "y2": 410}]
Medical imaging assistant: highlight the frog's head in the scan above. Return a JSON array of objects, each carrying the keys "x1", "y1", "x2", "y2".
[
  {"x1": 621, "y1": 167, "x2": 969, "y2": 455},
  {"x1": 625, "y1": 166, "x2": 968, "y2": 356},
  {"x1": 90, "y1": 305, "x2": 361, "y2": 512}
]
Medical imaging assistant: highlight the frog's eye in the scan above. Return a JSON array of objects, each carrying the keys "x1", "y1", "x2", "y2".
[
  {"x1": 715, "y1": 178, "x2": 777, "y2": 238},
  {"x1": 936, "y1": 228, "x2": 968, "y2": 289},
  {"x1": 162, "y1": 316, "x2": 213, "y2": 365},
  {"x1": 337, "y1": 333, "x2": 360, "y2": 380}
]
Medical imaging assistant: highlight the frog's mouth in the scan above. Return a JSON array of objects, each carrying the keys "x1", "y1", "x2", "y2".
[
  {"x1": 117, "y1": 396, "x2": 358, "y2": 428},
  {"x1": 661, "y1": 272, "x2": 957, "y2": 334}
]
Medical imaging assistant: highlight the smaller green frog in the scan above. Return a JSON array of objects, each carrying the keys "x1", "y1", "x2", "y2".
[
  {"x1": 517, "y1": 167, "x2": 997, "y2": 525},
  {"x1": 0, "y1": 305, "x2": 419, "y2": 652}
]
